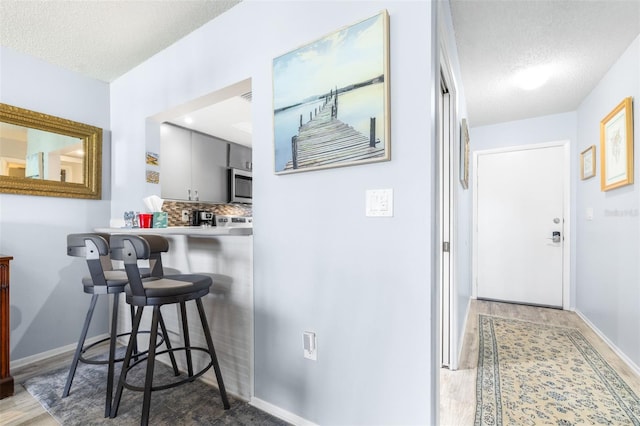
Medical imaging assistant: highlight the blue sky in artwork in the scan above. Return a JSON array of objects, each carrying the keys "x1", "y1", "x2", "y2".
[{"x1": 273, "y1": 13, "x2": 384, "y2": 110}]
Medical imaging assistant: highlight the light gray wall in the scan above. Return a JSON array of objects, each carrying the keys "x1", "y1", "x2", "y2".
[
  {"x1": 575, "y1": 34, "x2": 639, "y2": 368},
  {"x1": 109, "y1": 1, "x2": 437, "y2": 424},
  {"x1": 471, "y1": 111, "x2": 578, "y2": 152},
  {"x1": 0, "y1": 46, "x2": 112, "y2": 360}
]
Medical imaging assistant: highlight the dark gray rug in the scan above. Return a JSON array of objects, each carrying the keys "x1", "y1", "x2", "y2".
[{"x1": 24, "y1": 353, "x2": 289, "y2": 425}]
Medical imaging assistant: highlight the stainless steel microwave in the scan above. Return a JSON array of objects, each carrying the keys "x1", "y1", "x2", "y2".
[{"x1": 228, "y1": 168, "x2": 252, "y2": 204}]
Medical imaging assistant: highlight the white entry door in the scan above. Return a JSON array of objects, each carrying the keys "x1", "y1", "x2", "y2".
[{"x1": 476, "y1": 144, "x2": 565, "y2": 307}]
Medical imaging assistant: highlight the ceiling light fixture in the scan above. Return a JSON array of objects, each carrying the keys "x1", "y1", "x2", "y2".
[{"x1": 513, "y1": 65, "x2": 552, "y2": 91}]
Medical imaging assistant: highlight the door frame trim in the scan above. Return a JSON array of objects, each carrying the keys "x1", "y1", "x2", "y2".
[
  {"x1": 472, "y1": 140, "x2": 571, "y2": 310},
  {"x1": 438, "y1": 43, "x2": 459, "y2": 370}
]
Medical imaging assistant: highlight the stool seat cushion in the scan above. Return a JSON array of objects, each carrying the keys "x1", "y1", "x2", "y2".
[
  {"x1": 82, "y1": 272, "x2": 129, "y2": 291},
  {"x1": 114, "y1": 267, "x2": 153, "y2": 278},
  {"x1": 105, "y1": 270, "x2": 129, "y2": 281},
  {"x1": 126, "y1": 274, "x2": 211, "y2": 299},
  {"x1": 82, "y1": 270, "x2": 156, "y2": 291}
]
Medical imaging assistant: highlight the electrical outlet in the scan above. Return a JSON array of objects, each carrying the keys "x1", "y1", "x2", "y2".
[
  {"x1": 586, "y1": 207, "x2": 594, "y2": 221},
  {"x1": 181, "y1": 210, "x2": 190, "y2": 223},
  {"x1": 303, "y1": 331, "x2": 317, "y2": 361}
]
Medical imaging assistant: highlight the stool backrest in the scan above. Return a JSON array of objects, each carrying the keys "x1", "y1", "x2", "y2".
[
  {"x1": 140, "y1": 235, "x2": 168, "y2": 277},
  {"x1": 67, "y1": 233, "x2": 110, "y2": 286},
  {"x1": 110, "y1": 234, "x2": 167, "y2": 296}
]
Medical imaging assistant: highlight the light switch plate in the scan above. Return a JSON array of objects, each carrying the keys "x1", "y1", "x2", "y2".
[
  {"x1": 366, "y1": 189, "x2": 393, "y2": 217},
  {"x1": 586, "y1": 207, "x2": 594, "y2": 221}
]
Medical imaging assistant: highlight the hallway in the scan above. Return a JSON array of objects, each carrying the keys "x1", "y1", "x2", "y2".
[{"x1": 439, "y1": 300, "x2": 640, "y2": 425}]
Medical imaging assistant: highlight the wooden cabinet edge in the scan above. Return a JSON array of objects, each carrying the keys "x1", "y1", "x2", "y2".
[{"x1": 0, "y1": 256, "x2": 13, "y2": 399}]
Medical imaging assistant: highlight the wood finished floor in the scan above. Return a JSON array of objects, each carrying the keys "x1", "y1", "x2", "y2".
[
  {"x1": 439, "y1": 299, "x2": 640, "y2": 426},
  {"x1": 2, "y1": 300, "x2": 639, "y2": 425},
  {"x1": 0, "y1": 350, "x2": 70, "y2": 425}
]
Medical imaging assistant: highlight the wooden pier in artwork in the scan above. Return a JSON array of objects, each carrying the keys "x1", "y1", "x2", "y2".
[{"x1": 283, "y1": 90, "x2": 384, "y2": 171}]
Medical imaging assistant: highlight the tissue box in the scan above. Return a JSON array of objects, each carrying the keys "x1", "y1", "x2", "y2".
[{"x1": 152, "y1": 212, "x2": 168, "y2": 228}]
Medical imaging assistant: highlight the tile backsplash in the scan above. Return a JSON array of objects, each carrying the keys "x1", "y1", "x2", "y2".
[{"x1": 163, "y1": 201, "x2": 252, "y2": 226}]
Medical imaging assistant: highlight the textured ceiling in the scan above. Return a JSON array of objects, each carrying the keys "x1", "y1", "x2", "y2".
[
  {"x1": 1, "y1": 1, "x2": 639, "y2": 132},
  {"x1": 450, "y1": 0, "x2": 640, "y2": 127},
  {"x1": 0, "y1": 0, "x2": 240, "y2": 82}
]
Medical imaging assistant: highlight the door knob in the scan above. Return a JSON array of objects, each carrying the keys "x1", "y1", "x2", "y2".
[{"x1": 549, "y1": 231, "x2": 561, "y2": 243}]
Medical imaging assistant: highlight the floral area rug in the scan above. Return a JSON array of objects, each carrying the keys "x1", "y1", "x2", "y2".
[{"x1": 475, "y1": 315, "x2": 640, "y2": 426}]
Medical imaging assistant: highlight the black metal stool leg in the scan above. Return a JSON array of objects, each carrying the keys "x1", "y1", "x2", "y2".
[
  {"x1": 196, "y1": 298, "x2": 230, "y2": 409},
  {"x1": 130, "y1": 304, "x2": 139, "y2": 362},
  {"x1": 157, "y1": 308, "x2": 180, "y2": 376},
  {"x1": 141, "y1": 306, "x2": 160, "y2": 426},
  {"x1": 110, "y1": 305, "x2": 144, "y2": 419},
  {"x1": 179, "y1": 301, "x2": 194, "y2": 377},
  {"x1": 63, "y1": 294, "x2": 99, "y2": 398},
  {"x1": 104, "y1": 293, "x2": 120, "y2": 417}
]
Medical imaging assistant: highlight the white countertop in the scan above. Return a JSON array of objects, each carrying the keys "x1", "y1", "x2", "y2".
[{"x1": 95, "y1": 226, "x2": 252, "y2": 236}]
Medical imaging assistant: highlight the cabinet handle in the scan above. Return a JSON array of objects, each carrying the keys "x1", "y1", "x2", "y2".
[
  {"x1": 188, "y1": 189, "x2": 191, "y2": 201},
  {"x1": 194, "y1": 190, "x2": 199, "y2": 201}
]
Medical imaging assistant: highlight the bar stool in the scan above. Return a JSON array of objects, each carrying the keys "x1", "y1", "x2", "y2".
[
  {"x1": 63, "y1": 233, "x2": 179, "y2": 417},
  {"x1": 109, "y1": 234, "x2": 230, "y2": 425}
]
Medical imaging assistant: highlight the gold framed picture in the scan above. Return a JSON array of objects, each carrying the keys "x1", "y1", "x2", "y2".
[
  {"x1": 580, "y1": 145, "x2": 596, "y2": 180},
  {"x1": 460, "y1": 118, "x2": 469, "y2": 189},
  {"x1": 600, "y1": 97, "x2": 633, "y2": 191}
]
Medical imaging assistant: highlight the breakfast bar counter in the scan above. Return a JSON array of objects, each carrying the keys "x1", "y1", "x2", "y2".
[
  {"x1": 94, "y1": 225, "x2": 252, "y2": 236},
  {"x1": 95, "y1": 226, "x2": 254, "y2": 400}
]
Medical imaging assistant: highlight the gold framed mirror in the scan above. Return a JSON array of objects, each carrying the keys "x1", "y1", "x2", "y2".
[{"x1": 0, "y1": 103, "x2": 102, "y2": 199}]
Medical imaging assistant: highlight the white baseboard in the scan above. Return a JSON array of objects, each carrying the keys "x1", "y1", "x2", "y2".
[
  {"x1": 453, "y1": 297, "x2": 473, "y2": 371},
  {"x1": 574, "y1": 309, "x2": 640, "y2": 377},
  {"x1": 250, "y1": 397, "x2": 317, "y2": 426},
  {"x1": 10, "y1": 333, "x2": 110, "y2": 370}
]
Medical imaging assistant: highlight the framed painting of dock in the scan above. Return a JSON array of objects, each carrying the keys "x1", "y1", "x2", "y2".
[{"x1": 272, "y1": 10, "x2": 390, "y2": 174}]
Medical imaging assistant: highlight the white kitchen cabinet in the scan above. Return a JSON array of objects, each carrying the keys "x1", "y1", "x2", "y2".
[
  {"x1": 229, "y1": 143, "x2": 252, "y2": 171},
  {"x1": 161, "y1": 123, "x2": 228, "y2": 202}
]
